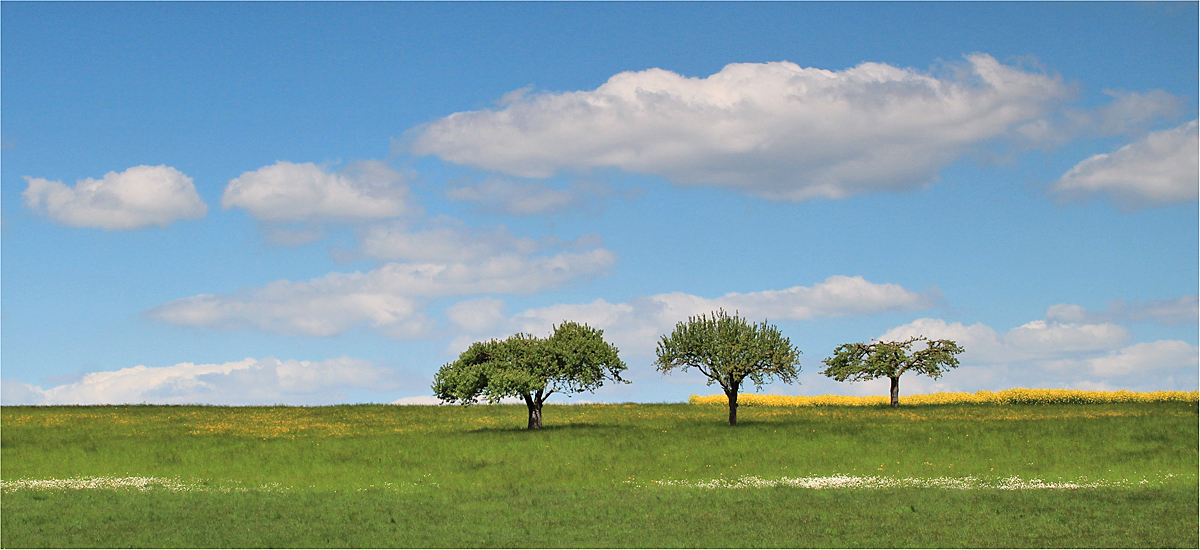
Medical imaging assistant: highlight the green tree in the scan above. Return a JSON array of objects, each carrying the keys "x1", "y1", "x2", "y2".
[
  {"x1": 655, "y1": 310, "x2": 802, "y2": 426},
  {"x1": 820, "y1": 336, "x2": 964, "y2": 408},
  {"x1": 432, "y1": 322, "x2": 627, "y2": 429}
]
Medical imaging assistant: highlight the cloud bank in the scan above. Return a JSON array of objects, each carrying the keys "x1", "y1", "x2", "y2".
[
  {"x1": 1046, "y1": 296, "x2": 1198, "y2": 326},
  {"x1": 1, "y1": 357, "x2": 397, "y2": 406},
  {"x1": 1053, "y1": 120, "x2": 1199, "y2": 210},
  {"x1": 145, "y1": 249, "x2": 618, "y2": 338},
  {"x1": 411, "y1": 54, "x2": 1069, "y2": 200},
  {"x1": 447, "y1": 275, "x2": 940, "y2": 355},
  {"x1": 222, "y1": 160, "x2": 417, "y2": 222},
  {"x1": 22, "y1": 165, "x2": 207, "y2": 230},
  {"x1": 358, "y1": 217, "x2": 600, "y2": 263}
]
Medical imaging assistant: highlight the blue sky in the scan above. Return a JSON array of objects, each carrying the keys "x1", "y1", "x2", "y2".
[{"x1": 2, "y1": 2, "x2": 1196, "y2": 406}]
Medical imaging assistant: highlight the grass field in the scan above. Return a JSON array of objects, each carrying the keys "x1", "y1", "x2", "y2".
[{"x1": 2, "y1": 400, "x2": 1197, "y2": 548}]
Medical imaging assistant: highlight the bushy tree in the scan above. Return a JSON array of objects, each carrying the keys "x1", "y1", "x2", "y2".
[
  {"x1": 821, "y1": 336, "x2": 963, "y2": 408},
  {"x1": 655, "y1": 310, "x2": 802, "y2": 426},
  {"x1": 432, "y1": 322, "x2": 627, "y2": 429}
]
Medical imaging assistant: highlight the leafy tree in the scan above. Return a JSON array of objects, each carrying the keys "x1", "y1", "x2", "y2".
[
  {"x1": 821, "y1": 336, "x2": 964, "y2": 408},
  {"x1": 432, "y1": 322, "x2": 627, "y2": 429},
  {"x1": 655, "y1": 310, "x2": 802, "y2": 426}
]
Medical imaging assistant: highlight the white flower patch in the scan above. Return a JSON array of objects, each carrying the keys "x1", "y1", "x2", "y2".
[
  {"x1": 634, "y1": 474, "x2": 1181, "y2": 490},
  {"x1": 1, "y1": 476, "x2": 193, "y2": 492},
  {"x1": 0, "y1": 475, "x2": 444, "y2": 493},
  {"x1": 354, "y1": 473, "x2": 441, "y2": 492},
  {"x1": 0, "y1": 476, "x2": 290, "y2": 493}
]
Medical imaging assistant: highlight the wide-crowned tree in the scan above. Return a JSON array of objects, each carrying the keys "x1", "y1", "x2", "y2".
[
  {"x1": 432, "y1": 322, "x2": 627, "y2": 429},
  {"x1": 821, "y1": 336, "x2": 964, "y2": 408},
  {"x1": 655, "y1": 310, "x2": 802, "y2": 426}
]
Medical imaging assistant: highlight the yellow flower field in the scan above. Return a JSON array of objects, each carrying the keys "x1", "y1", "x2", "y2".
[{"x1": 689, "y1": 389, "x2": 1200, "y2": 406}]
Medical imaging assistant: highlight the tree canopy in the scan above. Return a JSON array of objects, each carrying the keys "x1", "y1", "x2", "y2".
[
  {"x1": 432, "y1": 322, "x2": 627, "y2": 429},
  {"x1": 820, "y1": 336, "x2": 963, "y2": 407},
  {"x1": 655, "y1": 310, "x2": 801, "y2": 425}
]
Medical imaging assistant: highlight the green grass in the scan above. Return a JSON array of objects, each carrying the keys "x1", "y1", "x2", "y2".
[{"x1": 2, "y1": 402, "x2": 1197, "y2": 548}]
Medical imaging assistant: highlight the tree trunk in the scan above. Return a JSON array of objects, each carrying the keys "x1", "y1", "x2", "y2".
[
  {"x1": 726, "y1": 387, "x2": 739, "y2": 426},
  {"x1": 524, "y1": 394, "x2": 543, "y2": 430},
  {"x1": 889, "y1": 376, "x2": 900, "y2": 408}
]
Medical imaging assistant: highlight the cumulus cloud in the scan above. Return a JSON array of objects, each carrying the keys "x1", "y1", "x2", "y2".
[
  {"x1": 445, "y1": 178, "x2": 615, "y2": 216},
  {"x1": 222, "y1": 160, "x2": 417, "y2": 222},
  {"x1": 410, "y1": 54, "x2": 1068, "y2": 200},
  {"x1": 1080, "y1": 340, "x2": 1198, "y2": 377},
  {"x1": 1002, "y1": 320, "x2": 1132, "y2": 356},
  {"x1": 1052, "y1": 120, "x2": 1199, "y2": 210},
  {"x1": 873, "y1": 316, "x2": 1195, "y2": 391},
  {"x1": 1046, "y1": 296, "x2": 1198, "y2": 326},
  {"x1": 22, "y1": 165, "x2": 207, "y2": 230},
  {"x1": 448, "y1": 276, "x2": 939, "y2": 355},
  {"x1": 1, "y1": 357, "x2": 397, "y2": 406},
  {"x1": 145, "y1": 249, "x2": 617, "y2": 338}
]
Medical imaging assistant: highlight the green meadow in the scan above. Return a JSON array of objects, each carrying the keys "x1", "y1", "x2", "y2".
[{"x1": 2, "y1": 402, "x2": 1197, "y2": 548}]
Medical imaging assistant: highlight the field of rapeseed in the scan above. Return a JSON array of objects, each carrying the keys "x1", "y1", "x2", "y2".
[
  {"x1": 691, "y1": 388, "x2": 1200, "y2": 406},
  {"x1": 2, "y1": 399, "x2": 1196, "y2": 548}
]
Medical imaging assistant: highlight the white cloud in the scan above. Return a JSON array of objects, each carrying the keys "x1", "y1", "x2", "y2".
[
  {"x1": 1044, "y1": 304, "x2": 1090, "y2": 323},
  {"x1": 222, "y1": 160, "x2": 417, "y2": 222},
  {"x1": 1014, "y1": 89, "x2": 1183, "y2": 148},
  {"x1": 872, "y1": 316, "x2": 1195, "y2": 391},
  {"x1": 1004, "y1": 320, "x2": 1131, "y2": 356},
  {"x1": 22, "y1": 165, "x2": 207, "y2": 230},
  {"x1": 446, "y1": 297, "x2": 508, "y2": 333},
  {"x1": 879, "y1": 317, "x2": 1129, "y2": 364},
  {"x1": 1046, "y1": 296, "x2": 1198, "y2": 326},
  {"x1": 145, "y1": 281, "x2": 428, "y2": 338},
  {"x1": 878, "y1": 318, "x2": 1009, "y2": 360},
  {"x1": 445, "y1": 178, "x2": 613, "y2": 216},
  {"x1": 669, "y1": 275, "x2": 941, "y2": 321},
  {"x1": 410, "y1": 54, "x2": 1068, "y2": 200},
  {"x1": 447, "y1": 276, "x2": 938, "y2": 355},
  {"x1": 145, "y1": 249, "x2": 617, "y2": 338},
  {"x1": 1, "y1": 357, "x2": 397, "y2": 406},
  {"x1": 1093, "y1": 90, "x2": 1184, "y2": 136},
  {"x1": 1082, "y1": 340, "x2": 1198, "y2": 377},
  {"x1": 360, "y1": 218, "x2": 542, "y2": 262},
  {"x1": 360, "y1": 218, "x2": 603, "y2": 263},
  {"x1": 1052, "y1": 119, "x2": 1199, "y2": 210}
]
